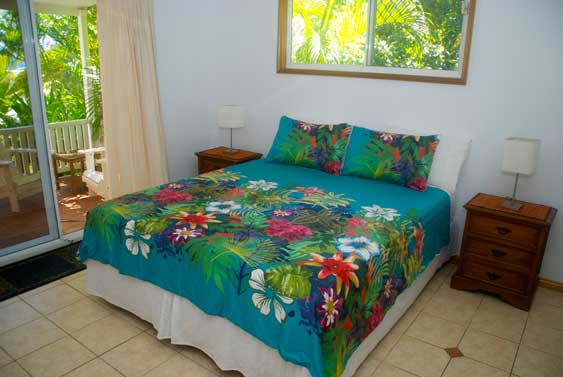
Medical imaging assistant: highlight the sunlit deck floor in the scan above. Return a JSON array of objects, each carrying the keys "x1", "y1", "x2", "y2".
[{"x1": 0, "y1": 177, "x2": 103, "y2": 249}]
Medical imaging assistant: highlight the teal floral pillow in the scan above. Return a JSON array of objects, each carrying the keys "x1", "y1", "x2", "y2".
[
  {"x1": 341, "y1": 127, "x2": 440, "y2": 192},
  {"x1": 266, "y1": 116, "x2": 352, "y2": 175}
]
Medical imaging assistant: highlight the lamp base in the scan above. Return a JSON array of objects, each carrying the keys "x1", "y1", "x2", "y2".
[
  {"x1": 223, "y1": 148, "x2": 241, "y2": 154},
  {"x1": 501, "y1": 198, "x2": 523, "y2": 211}
]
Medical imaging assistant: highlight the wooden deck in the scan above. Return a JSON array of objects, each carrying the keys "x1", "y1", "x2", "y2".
[{"x1": 0, "y1": 177, "x2": 102, "y2": 249}]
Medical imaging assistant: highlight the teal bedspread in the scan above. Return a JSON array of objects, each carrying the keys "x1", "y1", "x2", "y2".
[{"x1": 79, "y1": 160, "x2": 450, "y2": 377}]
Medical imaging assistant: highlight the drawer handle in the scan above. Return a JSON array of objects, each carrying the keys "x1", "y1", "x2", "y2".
[
  {"x1": 491, "y1": 249, "x2": 507, "y2": 258},
  {"x1": 486, "y1": 272, "x2": 501, "y2": 281},
  {"x1": 496, "y1": 226, "x2": 512, "y2": 235}
]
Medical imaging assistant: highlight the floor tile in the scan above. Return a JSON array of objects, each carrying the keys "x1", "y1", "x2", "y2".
[
  {"x1": 178, "y1": 345, "x2": 221, "y2": 374},
  {"x1": 529, "y1": 302, "x2": 563, "y2": 331},
  {"x1": 406, "y1": 312, "x2": 465, "y2": 348},
  {"x1": 0, "y1": 318, "x2": 66, "y2": 359},
  {"x1": 62, "y1": 270, "x2": 87, "y2": 283},
  {"x1": 372, "y1": 362, "x2": 417, "y2": 377},
  {"x1": 423, "y1": 285, "x2": 482, "y2": 326},
  {"x1": 18, "y1": 337, "x2": 95, "y2": 377},
  {"x1": 64, "y1": 358, "x2": 122, "y2": 377},
  {"x1": 0, "y1": 362, "x2": 30, "y2": 377},
  {"x1": 521, "y1": 318, "x2": 563, "y2": 358},
  {"x1": 386, "y1": 336, "x2": 450, "y2": 377},
  {"x1": 102, "y1": 333, "x2": 176, "y2": 377},
  {"x1": 512, "y1": 345, "x2": 563, "y2": 377},
  {"x1": 0, "y1": 301, "x2": 41, "y2": 334},
  {"x1": 533, "y1": 287, "x2": 563, "y2": 309},
  {"x1": 73, "y1": 315, "x2": 142, "y2": 355},
  {"x1": 66, "y1": 276, "x2": 89, "y2": 296},
  {"x1": 113, "y1": 308, "x2": 152, "y2": 331},
  {"x1": 458, "y1": 329, "x2": 518, "y2": 371},
  {"x1": 23, "y1": 284, "x2": 83, "y2": 315},
  {"x1": 144, "y1": 354, "x2": 216, "y2": 377},
  {"x1": 47, "y1": 298, "x2": 112, "y2": 333},
  {"x1": 19, "y1": 280, "x2": 62, "y2": 299},
  {"x1": 410, "y1": 284, "x2": 436, "y2": 313},
  {"x1": 392, "y1": 307, "x2": 420, "y2": 334},
  {"x1": 0, "y1": 348, "x2": 11, "y2": 368},
  {"x1": 369, "y1": 325, "x2": 404, "y2": 361},
  {"x1": 355, "y1": 354, "x2": 381, "y2": 377},
  {"x1": 442, "y1": 357, "x2": 509, "y2": 377},
  {"x1": 0, "y1": 296, "x2": 22, "y2": 309},
  {"x1": 469, "y1": 296, "x2": 528, "y2": 342}
]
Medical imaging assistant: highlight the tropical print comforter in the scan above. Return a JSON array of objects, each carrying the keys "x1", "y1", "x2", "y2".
[{"x1": 79, "y1": 160, "x2": 450, "y2": 377}]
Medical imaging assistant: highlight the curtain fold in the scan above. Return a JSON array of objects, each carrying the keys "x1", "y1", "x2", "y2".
[{"x1": 97, "y1": 0, "x2": 169, "y2": 198}]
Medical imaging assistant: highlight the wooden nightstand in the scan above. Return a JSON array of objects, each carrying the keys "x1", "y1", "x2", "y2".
[
  {"x1": 195, "y1": 147, "x2": 262, "y2": 174},
  {"x1": 451, "y1": 193, "x2": 557, "y2": 311}
]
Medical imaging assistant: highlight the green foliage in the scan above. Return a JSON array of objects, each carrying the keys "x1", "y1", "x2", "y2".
[
  {"x1": 265, "y1": 265, "x2": 312, "y2": 299},
  {"x1": 291, "y1": 0, "x2": 464, "y2": 71},
  {"x1": 0, "y1": 7, "x2": 103, "y2": 141},
  {"x1": 136, "y1": 217, "x2": 171, "y2": 235}
]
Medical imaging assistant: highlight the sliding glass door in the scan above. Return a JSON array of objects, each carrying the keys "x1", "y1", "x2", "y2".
[{"x1": 0, "y1": 0, "x2": 59, "y2": 255}]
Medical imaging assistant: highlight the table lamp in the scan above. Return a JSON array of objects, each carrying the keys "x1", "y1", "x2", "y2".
[
  {"x1": 218, "y1": 105, "x2": 245, "y2": 154},
  {"x1": 501, "y1": 137, "x2": 540, "y2": 210}
]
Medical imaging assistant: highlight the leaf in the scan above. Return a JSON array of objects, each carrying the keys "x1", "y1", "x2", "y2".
[
  {"x1": 265, "y1": 265, "x2": 312, "y2": 299},
  {"x1": 136, "y1": 217, "x2": 170, "y2": 235}
]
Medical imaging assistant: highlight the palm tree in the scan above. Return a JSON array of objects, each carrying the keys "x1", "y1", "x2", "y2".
[
  {"x1": 291, "y1": 0, "x2": 430, "y2": 67},
  {"x1": 0, "y1": 55, "x2": 32, "y2": 128}
]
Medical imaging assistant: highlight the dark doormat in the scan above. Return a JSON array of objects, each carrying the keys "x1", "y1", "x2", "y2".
[{"x1": 0, "y1": 243, "x2": 84, "y2": 302}]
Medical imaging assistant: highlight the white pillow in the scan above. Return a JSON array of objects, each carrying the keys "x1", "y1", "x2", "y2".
[{"x1": 384, "y1": 127, "x2": 471, "y2": 197}]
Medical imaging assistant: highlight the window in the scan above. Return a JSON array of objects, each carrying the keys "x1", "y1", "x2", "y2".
[{"x1": 277, "y1": 0, "x2": 476, "y2": 84}]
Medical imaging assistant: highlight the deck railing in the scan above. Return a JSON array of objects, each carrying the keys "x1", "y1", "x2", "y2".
[{"x1": 0, "y1": 119, "x2": 93, "y2": 176}]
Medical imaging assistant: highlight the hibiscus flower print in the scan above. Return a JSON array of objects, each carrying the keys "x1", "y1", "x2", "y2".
[
  {"x1": 298, "y1": 252, "x2": 359, "y2": 297},
  {"x1": 169, "y1": 227, "x2": 203, "y2": 246},
  {"x1": 154, "y1": 188, "x2": 193, "y2": 204},
  {"x1": 205, "y1": 200, "x2": 241, "y2": 214},
  {"x1": 266, "y1": 218, "x2": 313, "y2": 242},
  {"x1": 337, "y1": 236, "x2": 380, "y2": 261},
  {"x1": 317, "y1": 286, "x2": 342, "y2": 330},
  {"x1": 249, "y1": 269, "x2": 293, "y2": 323},
  {"x1": 247, "y1": 180, "x2": 278, "y2": 191},
  {"x1": 166, "y1": 211, "x2": 221, "y2": 229},
  {"x1": 362, "y1": 205, "x2": 400, "y2": 221},
  {"x1": 123, "y1": 220, "x2": 151, "y2": 259}
]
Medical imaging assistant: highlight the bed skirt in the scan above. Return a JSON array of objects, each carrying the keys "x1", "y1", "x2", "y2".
[{"x1": 86, "y1": 247, "x2": 451, "y2": 377}]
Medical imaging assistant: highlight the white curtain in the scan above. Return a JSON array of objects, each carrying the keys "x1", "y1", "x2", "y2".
[{"x1": 97, "y1": 0, "x2": 169, "y2": 198}]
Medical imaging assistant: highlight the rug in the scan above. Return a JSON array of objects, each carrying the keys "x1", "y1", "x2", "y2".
[{"x1": 0, "y1": 243, "x2": 84, "y2": 302}]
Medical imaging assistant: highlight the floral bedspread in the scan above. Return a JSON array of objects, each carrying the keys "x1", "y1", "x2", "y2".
[{"x1": 79, "y1": 160, "x2": 450, "y2": 377}]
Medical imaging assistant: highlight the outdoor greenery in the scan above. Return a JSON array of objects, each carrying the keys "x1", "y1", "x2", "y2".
[
  {"x1": 291, "y1": 0, "x2": 464, "y2": 70},
  {"x1": 0, "y1": 7, "x2": 103, "y2": 140}
]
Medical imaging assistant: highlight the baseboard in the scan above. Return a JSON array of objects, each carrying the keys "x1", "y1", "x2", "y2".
[
  {"x1": 448, "y1": 256, "x2": 563, "y2": 293},
  {"x1": 538, "y1": 278, "x2": 563, "y2": 293}
]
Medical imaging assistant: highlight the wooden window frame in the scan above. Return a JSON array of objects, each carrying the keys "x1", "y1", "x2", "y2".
[{"x1": 277, "y1": 0, "x2": 477, "y2": 85}]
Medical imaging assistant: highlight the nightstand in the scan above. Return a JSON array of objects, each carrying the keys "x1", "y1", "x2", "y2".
[
  {"x1": 195, "y1": 147, "x2": 262, "y2": 174},
  {"x1": 451, "y1": 193, "x2": 557, "y2": 311}
]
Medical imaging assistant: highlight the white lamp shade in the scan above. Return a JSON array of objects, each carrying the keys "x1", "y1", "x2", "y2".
[
  {"x1": 218, "y1": 106, "x2": 245, "y2": 129},
  {"x1": 502, "y1": 137, "x2": 540, "y2": 175}
]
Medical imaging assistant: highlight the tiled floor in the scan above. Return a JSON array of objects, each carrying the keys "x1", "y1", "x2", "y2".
[{"x1": 0, "y1": 264, "x2": 562, "y2": 377}]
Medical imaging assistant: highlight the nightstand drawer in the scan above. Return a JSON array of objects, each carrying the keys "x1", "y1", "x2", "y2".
[
  {"x1": 465, "y1": 238, "x2": 534, "y2": 269},
  {"x1": 199, "y1": 159, "x2": 232, "y2": 174},
  {"x1": 468, "y1": 214, "x2": 539, "y2": 250},
  {"x1": 463, "y1": 260, "x2": 528, "y2": 293}
]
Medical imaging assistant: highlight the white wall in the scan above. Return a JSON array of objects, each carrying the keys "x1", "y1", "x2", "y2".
[{"x1": 154, "y1": 0, "x2": 563, "y2": 282}]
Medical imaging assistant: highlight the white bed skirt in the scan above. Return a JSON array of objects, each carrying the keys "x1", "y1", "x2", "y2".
[{"x1": 86, "y1": 247, "x2": 451, "y2": 377}]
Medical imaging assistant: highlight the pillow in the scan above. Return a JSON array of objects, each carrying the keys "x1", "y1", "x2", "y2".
[
  {"x1": 385, "y1": 127, "x2": 471, "y2": 196},
  {"x1": 341, "y1": 127, "x2": 440, "y2": 192},
  {"x1": 266, "y1": 116, "x2": 352, "y2": 175}
]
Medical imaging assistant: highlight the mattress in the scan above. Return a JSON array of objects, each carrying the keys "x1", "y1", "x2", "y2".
[{"x1": 79, "y1": 160, "x2": 451, "y2": 377}]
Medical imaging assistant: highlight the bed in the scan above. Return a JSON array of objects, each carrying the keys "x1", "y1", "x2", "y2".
[{"x1": 79, "y1": 159, "x2": 452, "y2": 377}]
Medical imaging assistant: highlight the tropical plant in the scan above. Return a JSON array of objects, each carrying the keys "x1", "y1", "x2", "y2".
[{"x1": 291, "y1": 0, "x2": 464, "y2": 70}]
